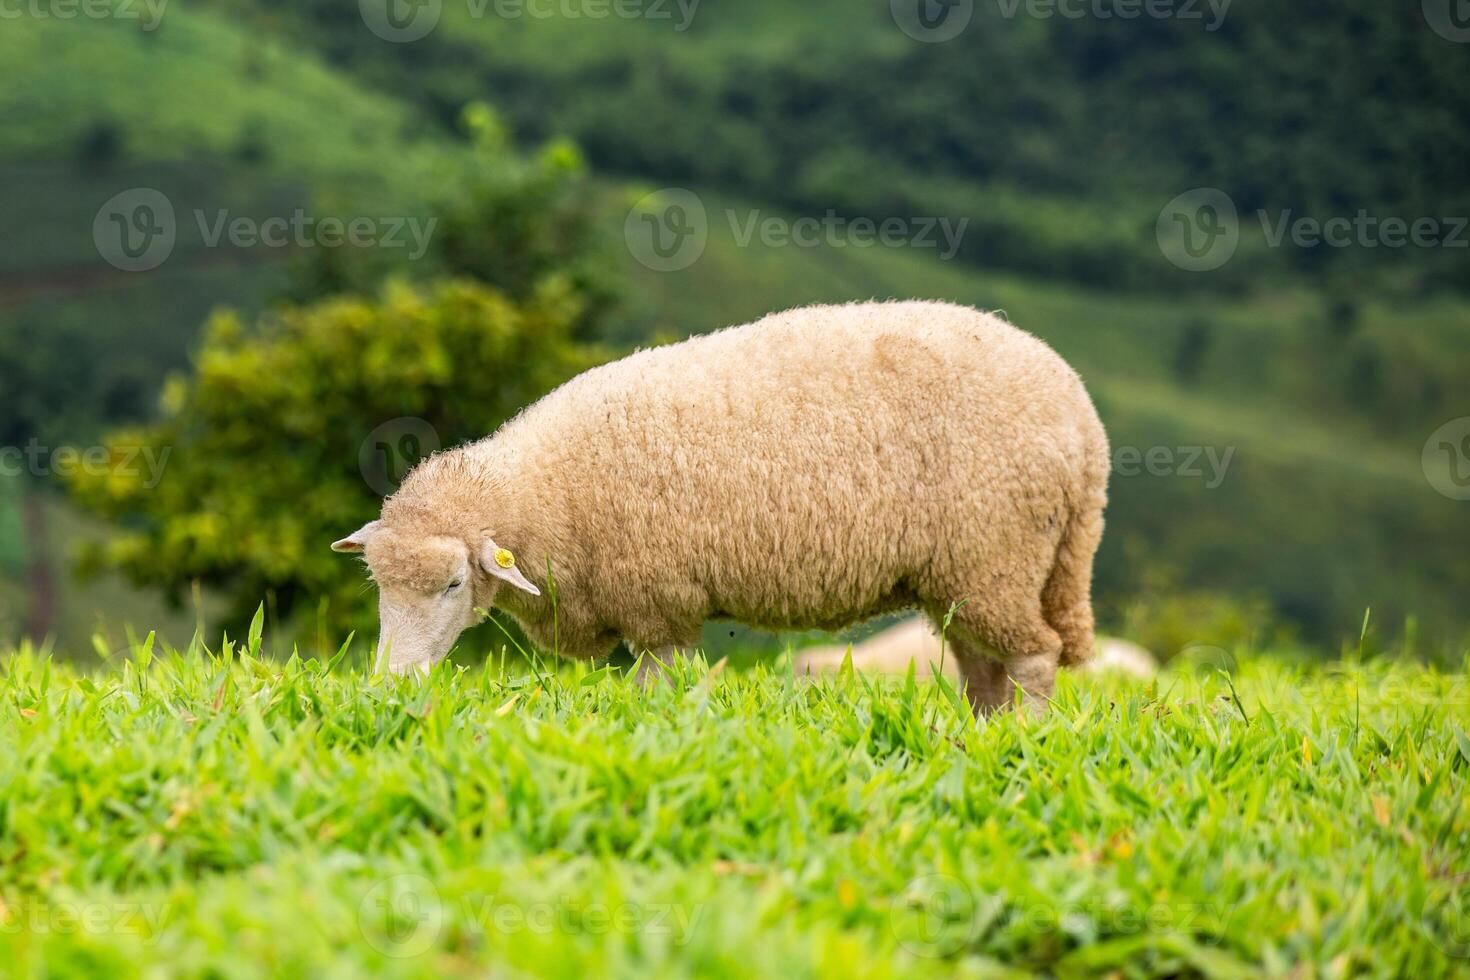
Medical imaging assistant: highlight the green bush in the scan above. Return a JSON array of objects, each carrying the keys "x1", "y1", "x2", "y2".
[{"x1": 68, "y1": 279, "x2": 606, "y2": 638}]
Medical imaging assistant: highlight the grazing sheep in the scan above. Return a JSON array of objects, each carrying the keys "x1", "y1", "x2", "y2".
[
  {"x1": 792, "y1": 619, "x2": 1158, "y2": 681},
  {"x1": 332, "y1": 300, "x2": 1109, "y2": 713}
]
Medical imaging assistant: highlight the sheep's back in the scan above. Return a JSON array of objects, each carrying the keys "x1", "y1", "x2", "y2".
[{"x1": 510, "y1": 301, "x2": 1102, "y2": 629}]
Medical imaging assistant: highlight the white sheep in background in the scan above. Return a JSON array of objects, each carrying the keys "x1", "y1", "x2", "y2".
[
  {"x1": 333, "y1": 300, "x2": 1109, "y2": 713},
  {"x1": 791, "y1": 619, "x2": 1158, "y2": 681}
]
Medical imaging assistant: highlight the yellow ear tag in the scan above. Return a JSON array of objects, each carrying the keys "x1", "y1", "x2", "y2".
[{"x1": 494, "y1": 548, "x2": 516, "y2": 569}]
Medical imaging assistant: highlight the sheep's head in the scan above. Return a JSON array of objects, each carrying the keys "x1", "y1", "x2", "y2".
[{"x1": 331, "y1": 520, "x2": 540, "y2": 674}]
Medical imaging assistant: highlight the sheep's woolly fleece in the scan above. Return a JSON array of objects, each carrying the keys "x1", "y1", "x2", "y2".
[{"x1": 357, "y1": 300, "x2": 1109, "y2": 711}]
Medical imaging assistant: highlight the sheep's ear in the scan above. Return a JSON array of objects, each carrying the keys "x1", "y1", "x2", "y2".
[
  {"x1": 331, "y1": 521, "x2": 380, "y2": 554},
  {"x1": 479, "y1": 538, "x2": 541, "y2": 596}
]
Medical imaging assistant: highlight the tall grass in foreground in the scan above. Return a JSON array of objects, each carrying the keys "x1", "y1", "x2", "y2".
[{"x1": 0, "y1": 634, "x2": 1467, "y2": 978}]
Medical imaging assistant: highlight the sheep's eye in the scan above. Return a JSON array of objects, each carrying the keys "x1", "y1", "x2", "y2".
[{"x1": 444, "y1": 579, "x2": 463, "y2": 595}]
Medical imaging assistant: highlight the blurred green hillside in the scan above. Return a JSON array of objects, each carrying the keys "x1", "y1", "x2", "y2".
[
  {"x1": 1, "y1": 3, "x2": 1467, "y2": 655},
  {"x1": 0, "y1": 11, "x2": 452, "y2": 435},
  {"x1": 0, "y1": 11, "x2": 456, "y2": 651},
  {"x1": 241, "y1": 0, "x2": 1470, "y2": 292}
]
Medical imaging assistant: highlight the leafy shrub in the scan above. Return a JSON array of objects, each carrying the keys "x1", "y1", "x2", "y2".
[{"x1": 68, "y1": 279, "x2": 606, "y2": 637}]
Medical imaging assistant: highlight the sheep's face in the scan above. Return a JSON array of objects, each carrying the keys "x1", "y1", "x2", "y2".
[{"x1": 331, "y1": 521, "x2": 540, "y2": 675}]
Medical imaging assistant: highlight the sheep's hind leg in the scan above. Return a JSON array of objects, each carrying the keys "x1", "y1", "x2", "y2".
[
  {"x1": 949, "y1": 643, "x2": 1011, "y2": 715},
  {"x1": 937, "y1": 607, "x2": 1063, "y2": 716}
]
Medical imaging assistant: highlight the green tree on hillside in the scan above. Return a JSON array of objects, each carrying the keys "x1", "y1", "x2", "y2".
[
  {"x1": 68, "y1": 279, "x2": 605, "y2": 640},
  {"x1": 288, "y1": 104, "x2": 619, "y2": 339},
  {"x1": 66, "y1": 104, "x2": 618, "y2": 643}
]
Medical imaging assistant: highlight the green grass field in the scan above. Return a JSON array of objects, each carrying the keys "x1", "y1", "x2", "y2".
[{"x1": 2, "y1": 635, "x2": 1467, "y2": 977}]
